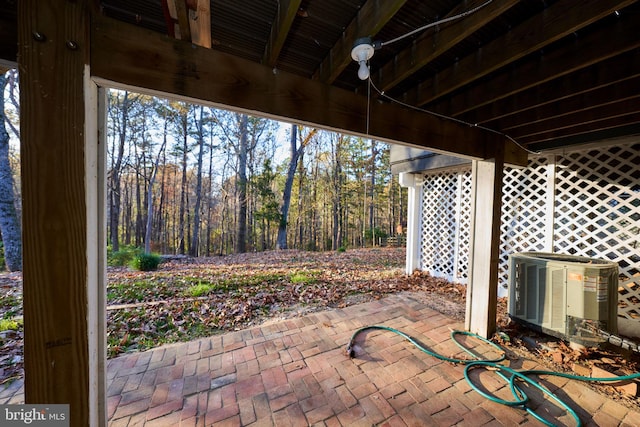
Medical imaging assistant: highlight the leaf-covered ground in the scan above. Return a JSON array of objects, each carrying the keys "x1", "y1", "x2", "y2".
[
  {"x1": 1, "y1": 247, "x2": 464, "y2": 384},
  {"x1": 104, "y1": 248, "x2": 460, "y2": 357}
]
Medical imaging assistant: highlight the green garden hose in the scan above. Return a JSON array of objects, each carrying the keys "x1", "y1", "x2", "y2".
[{"x1": 346, "y1": 325, "x2": 640, "y2": 427}]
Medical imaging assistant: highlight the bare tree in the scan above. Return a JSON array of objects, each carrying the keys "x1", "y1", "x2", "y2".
[
  {"x1": 189, "y1": 106, "x2": 207, "y2": 256},
  {"x1": 0, "y1": 71, "x2": 22, "y2": 271},
  {"x1": 108, "y1": 90, "x2": 137, "y2": 251},
  {"x1": 144, "y1": 106, "x2": 168, "y2": 253},
  {"x1": 277, "y1": 125, "x2": 316, "y2": 249}
]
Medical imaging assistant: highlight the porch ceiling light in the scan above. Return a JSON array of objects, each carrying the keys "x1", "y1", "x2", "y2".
[{"x1": 351, "y1": 37, "x2": 375, "y2": 80}]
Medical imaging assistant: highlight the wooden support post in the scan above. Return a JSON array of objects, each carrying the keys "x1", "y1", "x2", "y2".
[
  {"x1": 465, "y1": 149, "x2": 505, "y2": 338},
  {"x1": 19, "y1": 1, "x2": 106, "y2": 425},
  {"x1": 399, "y1": 172, "x2": 422, "y2": 275}
]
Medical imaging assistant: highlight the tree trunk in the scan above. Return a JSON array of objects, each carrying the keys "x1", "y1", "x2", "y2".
[
  {"x1": 205, "y1": 118, "x2": 214, "y2": 257},
  {"x1": 236, "y1": 114, "x2": 249, "y2": 253},
  {"x1": 0, "y1": 73, "x2": 22, "y2": 271},
  {"x1": 123, "y1": 182, "x2": 132, "y2": 245},
  {"x1": 144, "y1": 118, "x2": 168, "y2": 253},
  {"x1": 276, "y1": 124, "x2": 298, "y2": 249},
  {"x1": 190, "y1": 106, "x2": 205, "y2": 257},
  {"x1": 296, "y1": 148, "x2": 306, "y2": 248},
  {"x1": 178, "y1": 109, "x2": 189, "y2": 255},
  {"x1": 109, "y1": 91, "x2": 130, "y2": 252},
  {"x1": 157, "y1": 149, "x2": 166, "y2": 252},
  {"x1": 369, "y1": 140, "x2": 376, "y2": 245},
  {"x1": 331, "y1": 135, "x2": 344, "y2": 250},
  {"x1": 134, "y1": 140, "x2": 143, "y2": 247},
  {"x1": 4, "y1": 70, "x2": 20, "y2": 140}
]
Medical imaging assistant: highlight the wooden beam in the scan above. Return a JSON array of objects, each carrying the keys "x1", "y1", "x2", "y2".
[
  {"x1": 465, "y1": 151, "x2": 505, "y2": 339},
  {"x1": 436, "y1": 14, "x2": 640, "y2": 118},
  {"x1": 263, "y1": 0, "x2": 301, "y2": 67},
  {"x1": 173, "y1": 0, "x2": 192, "y2": 42},
  {"x1": 313, "y1": 0, "x2": 407, "y2": 84},
  {"x1": 371, "y1": 0, "x2": 519, "y2": 93},
  {"x1": 91, "y1": 14, "x2": 527, "y2": 166},
  {"x1": 19, "y1": 0, "x2": 106, "y2": 425},
  {"x1": 189, "y1": 0, "x2": 211, "y2": 48},
  {"x1": 461, "y1": 51, "x2": 640, "y2": 126},
  {"x1": 403, "y1": 0, "x2": 636, "y2": 107}
]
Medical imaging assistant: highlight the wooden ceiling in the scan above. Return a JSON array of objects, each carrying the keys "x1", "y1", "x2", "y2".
[{"x1": 2, "y1": 0, "x2": 640, "y2": 159}]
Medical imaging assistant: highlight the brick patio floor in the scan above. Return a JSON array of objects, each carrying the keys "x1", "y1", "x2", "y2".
[{"x1": 3, "y1": 293, "x2": 640, "y2": 426}]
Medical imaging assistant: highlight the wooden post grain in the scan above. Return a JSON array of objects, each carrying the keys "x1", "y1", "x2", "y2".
[{"x1": 19, "y1": 1, "x2": 106, "y2": 424}]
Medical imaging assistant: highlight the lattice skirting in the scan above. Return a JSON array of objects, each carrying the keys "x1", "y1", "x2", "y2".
[{"x1": 418, "y1": 142, "x2": 640, "y2": 323}]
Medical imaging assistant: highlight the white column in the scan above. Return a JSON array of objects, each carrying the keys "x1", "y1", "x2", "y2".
[
  {"x1": 465, "y1": 154, "x2": 505, "y2": 338},
  {"x1": 400, "y1": 172, "x2": 422, "y2": 275}
]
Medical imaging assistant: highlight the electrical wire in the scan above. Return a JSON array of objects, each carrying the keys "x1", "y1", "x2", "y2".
[
  {"x1": 367, "y1": 77, "x2": 542, "y2": 155},
  {"x1": 347, "y1": 325, "x2": 640, "y2": 427},
  {"x1": 366, "y1": 75, "x2": 371, "y2": 135},
  {"x1": 380, "y1": 0, "x2": 494, "y2": 47}
]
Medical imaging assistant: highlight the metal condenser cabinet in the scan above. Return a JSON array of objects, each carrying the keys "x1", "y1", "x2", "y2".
[{"x1": 508, "y1": 252, "x2": 619, "y2": 346}]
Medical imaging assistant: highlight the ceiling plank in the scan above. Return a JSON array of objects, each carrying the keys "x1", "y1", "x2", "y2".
[
  {"x1": 263, "y1": 0, "x2": 301, "y2": 67},
  {"x1": 372, "y1": 0, "x2": 519, "y2": 93},
  {"x1": 435, "y1": 15, "x2": 640, "y2": 118},
  {"x1": 313, "y1": 0, "x2": 407, "y2": 84},
  {"x1": 495, "y1": 78, "x2": 640, "y2": 132},
  {"x1": 509, "y1": 96, "x2": 640, "y2": 139},
  {"x1": 403, "y1": 0, "x2": 636, "y2": 107},
  {"x1": 90, "y1": 14, "x2": 527, "y2": 166},
  {"x1": 461, "y1": 50, "x2": 640, "y2": 126},
  {"x1": 519, "y1": 113, "x2": 640, "y2": 146},
  {"x1": 528, "y1": 123, "x2": 640, "y2": 151}
]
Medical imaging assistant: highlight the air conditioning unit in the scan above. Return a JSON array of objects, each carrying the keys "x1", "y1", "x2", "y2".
[{"x1": 508, "y1": 252, "x2": 619, "y2": 347}]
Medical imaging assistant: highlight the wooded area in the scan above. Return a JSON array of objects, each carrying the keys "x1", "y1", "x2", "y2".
[
  {"x1": 1, "y1": 72, "x2": 406, "y2": 267},
  {"x1": 104, "y1": 89, "x2": 406, "y2": 257}
]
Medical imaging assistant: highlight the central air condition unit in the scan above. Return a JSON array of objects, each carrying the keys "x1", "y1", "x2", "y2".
[{"x1": 508, "y1": 252, "x2": 619, "y2": 347}]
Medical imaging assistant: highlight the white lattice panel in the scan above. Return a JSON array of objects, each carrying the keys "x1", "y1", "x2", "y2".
[
  {"x1": 554, "y1": 143, "x2": 640, "y2": 319},
  {"x1": 499, "y1": 157, "x2": 552, "y2": 291},
  {"x1": 420, "y1": 171, "x2": 460, "y2": 281},
  {"x1": 417, "y1": 142, "x2": 640, "y2": 322},
  {"x1": 455, "y1": 171, "x2": 472, "y2": 281}
]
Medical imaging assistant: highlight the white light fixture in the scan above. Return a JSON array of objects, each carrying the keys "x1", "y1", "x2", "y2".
[{"x1": 351, "y1": 37, "x2": 375, "y2": 80}]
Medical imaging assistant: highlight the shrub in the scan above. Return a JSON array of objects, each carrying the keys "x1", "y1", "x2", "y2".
[
  {"x1": 130, "y1": 252, "x2": 162, "y2": 271},
  {"x1": 107, "y1": 245, "x2": 140, "y2": 267},
  {"x1": 364, "y1": 227, "x2": 388, "y2": 241}
]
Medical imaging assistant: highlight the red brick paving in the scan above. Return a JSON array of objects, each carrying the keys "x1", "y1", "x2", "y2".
[
  {"x1": 3, "y1": 293, "x2": 639, "y2": 425},
  {"x1": 152, "y1": 294, "x2": 640, "y2": 425}
]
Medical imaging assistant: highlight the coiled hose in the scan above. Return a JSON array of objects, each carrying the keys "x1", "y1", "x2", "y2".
[{"x1": 345, "y1": 325, "x2": 640, "y2": 427}]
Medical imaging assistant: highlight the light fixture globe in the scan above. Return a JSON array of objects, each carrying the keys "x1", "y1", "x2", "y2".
[{"x1": 351, "y1": 37, "x2": 375, "y2": 80}]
